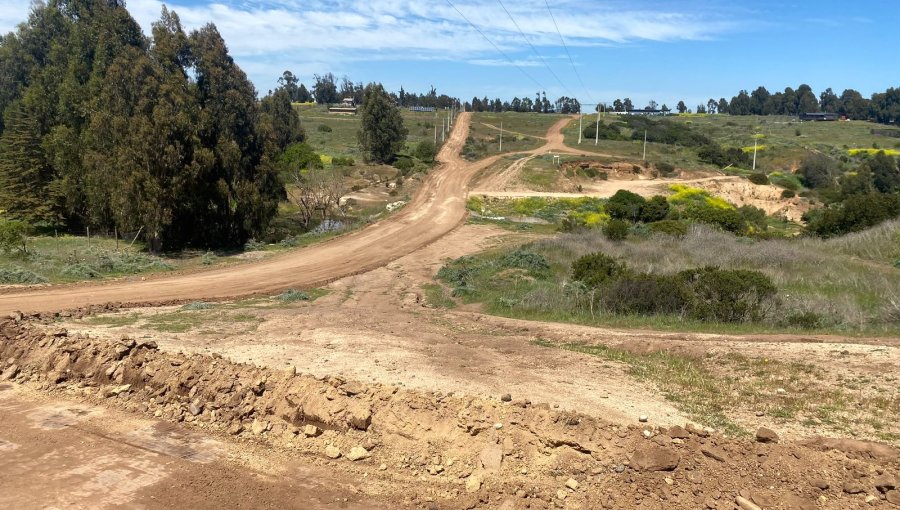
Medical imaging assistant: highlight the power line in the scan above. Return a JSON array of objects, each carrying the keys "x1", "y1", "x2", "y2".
[
  {"x1": 544, "y1": 0, "x2": 594, "y2": 106},
  {"x1": 445, "y1": 0, "x2": 546, "y2": 92},
  {"x1": 495, "y1": 0, "x2": 571, "y2": 97}
]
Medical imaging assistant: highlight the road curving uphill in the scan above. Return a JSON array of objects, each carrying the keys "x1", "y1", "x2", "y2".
[{"x1": 0, "y1": 113, "x2": 505, "y2": 315}]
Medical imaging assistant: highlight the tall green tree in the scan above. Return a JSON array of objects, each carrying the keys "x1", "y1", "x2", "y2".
[{"x1": 357, "y1": 83, "x2": 408, "y2": 164}]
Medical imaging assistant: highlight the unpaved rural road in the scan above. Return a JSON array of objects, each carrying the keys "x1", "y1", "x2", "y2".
[{"x1": 0, "y1": 114, "x2": 571, "y2": 314}]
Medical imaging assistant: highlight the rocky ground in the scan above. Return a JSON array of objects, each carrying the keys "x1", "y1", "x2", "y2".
[{"x1": 2, "y1": 313, "x2": 899, "y2": 509}]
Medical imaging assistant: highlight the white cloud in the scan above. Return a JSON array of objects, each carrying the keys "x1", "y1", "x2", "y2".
[{"x1": 1, "y1": 0, "x2": 739, "y2": 93}]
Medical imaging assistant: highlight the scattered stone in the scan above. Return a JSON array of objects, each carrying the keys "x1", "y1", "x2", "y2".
[
  {"x1": 302, "y1": 424, "x2": 321, "y2": 437},
  {"x1": 325, "y1": 445, "x2": 342, "y2": 459},
  {"x1": 494, "y1": 423, "x2": 503, "y2": 430},
  {"x1": 755, "y1": 427, "x2": 779, "y2": 443},
  {"x1": 886, "y1": 490, "x2": 900, "y2": 505},
  {"x1": 866, "y1": 495, "x2": 878, "y2": 504},
  {"x1": 347, "y1": 446, "x2": 370, "y2": 461},
  {"x1": 664, "y1": 477, "x2": 674, "y2": 485},
  {"x1": 668, "y1": 425, "x2": 690, "y2": 439},
  {"x1": 465, "y1": 475, "x2": 482, "y2": 493},
  {"x1": 876, "y1": 475, "x2": 897, "y2": 493},
  {"x1": 104, "y1": 384, "x2": 131, "y2": 397},
  {"x1": 1, "y1": 364, "x2": 19, "y2": 380},
  {"x1": 642, "y1": 430, "x2": 652, "y2": 439},
  {"x1": 188, "y1": 402, "x2": 202, "y2": 416},
  {"x1": 782, "y1": 494, "x2": 817, "y2": 510},
  {"x1": 735, "y1": 496, "x2": 762, "y2": 510},
  {"x1": 227, "y1": 421, "x2": 243, "y2": 435},
  {"x1": 631, "y1": 446, "x2": 680, "y2": 472},
  {"x1": 251, "y1": 419, "x2": 269, "y2": 435},
  {"x1": 701, "y1": 447, "x2": 727, "y2": 463},
  {"x1": 755, "y1": 411, "x2": 765, "y2": 417},
  {"x1": 565, "y1": 478, "x2": 579, "y2": 490},
  {"x1": 614, "y1": 464, "x2": 626, "y2": 474},
  {"x1": 638, "y1": 415, "x2": 649, "y2": 423},
  {"x1": 500, "y1": 393, "x2": 512, "y2": 402},
  {"x1": 379, "y1": 464, "x2": 387, "y2": 471},
  {"x1": 843, "y1": 481, "x2": 866, "y2": 494},
  {"x1": 811, "y1": 479, "x2": 829, "y2": 490},
  {"x1": 556, "y1": 489, "x2": 567, "y2": 500},
  {"x1": 776, "y1": 388, "x2": 787, "y2": 395}
]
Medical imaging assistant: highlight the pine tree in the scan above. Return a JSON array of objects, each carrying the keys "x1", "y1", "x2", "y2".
[{"x1": 357, "y1": 83, "x2": 408, "y2": 164}]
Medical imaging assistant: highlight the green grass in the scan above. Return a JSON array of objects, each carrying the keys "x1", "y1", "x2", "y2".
[
  {"x1": 421, "y1": 283, "x2": 456, "y2": 309},
  {"x1": 83, "y1": 313, "x2": 141, "y2": 327},
  {"x1": 561, "y1": 113, "x2": 897, "y2": 175},
  {"x1": 464, "y1": 112, "x2": 567, "y2": 159},
  {"x1": 436, "y1": 220, "x2": 900, "y2": 335}
]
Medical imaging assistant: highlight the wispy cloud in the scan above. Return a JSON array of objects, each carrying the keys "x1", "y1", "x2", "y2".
[{"x1": 2, "y1": 0, "x2": 741, "y2": 93}]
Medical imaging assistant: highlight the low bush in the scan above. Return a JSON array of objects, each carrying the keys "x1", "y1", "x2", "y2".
[
  {"x1": 393, "y1": 156, "x2": 415, "y2": 173},
  {"x1": 655, "y1": 161, "x2": 676, "y2": 176},
  {"x1": 0, "y1": 266, "x2": 47, "y2": 284},
  {"x1": 274, "y1": 289, "x2": 311, "y2": 302},
  {"x1": 61, "y1": 263, "x2": 102, "y2": 279},
  {"x1": 748, "y1": 173, "x2": 769, "y2": 185},
  {"x1": 181, "y1": 301, "x2": 215, "y2": 311},
  {"x1": 601, "y1": 273, "x2": 690, "y2": 315},
  {"x1": 499, "y1": 249, "x2": 550, "y2": 272},
  {"x1": 332, "y1": 156, "x2": 355, "y2": 166},
  {"x1": 648, "y1": 220, "x2": 689, "y2": 237},
  {"x1": 604, "y1": 219, "x2": 630, "y2": 241},
  {"x1": 676, "y1": 267, "x2": 777, "y2": 322},
  {"x1": 781, "y1": 189, "x2": 796, "y2": 198},
  {"x1": 316, "y1": 124, "x2": 333, "y2": 133},
  {"x1": 571, "y1": 252, "x2": 627, "y2": 288}
]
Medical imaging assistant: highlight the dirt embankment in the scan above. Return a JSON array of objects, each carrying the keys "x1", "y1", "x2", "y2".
[{"x1": 3, "y1": 313, "x2": 898, "y2": 509}]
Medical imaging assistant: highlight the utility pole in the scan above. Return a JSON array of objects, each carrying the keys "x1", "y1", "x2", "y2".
[
  {"x1": 434, "y1": 123, "x2": 437, "y2": 143},
  {"x1": 752, "y1": 138, "x2": 758, "y2": 171},
  {"x1": 594, "y1": 110, "x2": 600, "y2": 145},
  {"x1": 578, "y1": 113, "x2": 583, "y2": 144},
  {"x1": 643, "y1": 130, "x2": 648, "y2": 161},
  {"x1": 499, "y1": 122, "x2": 503, "y2": 152}
]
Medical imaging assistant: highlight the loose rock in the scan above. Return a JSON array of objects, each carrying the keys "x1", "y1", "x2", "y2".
[
  {"x1": 324, "y1": 445, "x2": 341, "y2": 459},
  {"x1": 755, "y1": 427, "x2": 779, "y2": 443},
  {"x1": 631, "y1": 446, "x2": 680, "y2": 472},
  {"x1": 347, "y1": 446, "x2": 370, "y2": 461}
]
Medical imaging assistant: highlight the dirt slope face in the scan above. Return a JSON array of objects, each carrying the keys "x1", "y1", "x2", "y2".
[{"x1": 0, "y1": 113, "x2": 495, "y2": 315}]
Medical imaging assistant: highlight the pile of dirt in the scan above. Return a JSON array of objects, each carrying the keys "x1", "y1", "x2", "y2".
[{"x1": 2, "y1": 314, "x2": 899, "y2": 509}]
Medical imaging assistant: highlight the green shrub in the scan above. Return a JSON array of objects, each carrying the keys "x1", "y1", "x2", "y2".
[
  {"x1": 639, "y1": 195, "x2": 670, "y2": 222},
  {"x1": 677, "y1": 267, "x2": 777, "y2": 322},
  {"x1": 202, "y1": 251, "x2": 218, "y2": 265},
  {"x1": 783, "y1": 311, "x2": 823, "y2": 329},
  {"x1": 414, "y1": 140, "x2": 437, "y2": 163},
  {"x1": 648, "y1": 220, "x2": 689, "y2": 237},
  {"x1": 606, "y1": 190, "x2": 646, "y2": 220},
  {"x1": 799, "y1": 154, "x2": 838, "y2": 189},
  {"x1": 604, "y1": 219, "x2": 630, "y2": 241},
  {"x1": 805, "y1": 192, "x2": 900, "y2": 237},
  {"x1": 601, "y1": 274, "x2": 690, "y2": 315},
  {"x1": 499, "y1": 249, "x2": 550, "y2": 272},
  {"x1": 655, "y1": 161, "x2": 676, "y2": 176},
  {"x1": 571, "y1": 253, "x2": 627, "y2": 288},
  {"x1": 393, "y1": 156, "x2": 415, "y2": 172},
  {"x1": 274, "y1": 289, "x2": 311, "y2": 302},
  {"x1": 781, "y1": 189, "x2": 796, "y2": 198},
  {"x1": 683, "y1": 203, "x2": 746, "y2": 234},
  {"x1": 748, "y1": 173, "x2": 769, "y2": 185},
  {"x1": 332, "y1": 156, "x2": 355, "y2": 166},
  {"x1": 317, "y1": 124, "x2": 333, "y2": 133},
  {"x1": 244, "y1": 239, "x2": 266, "y2": 251},
  {"x1": 0, "y1": 220, "x2": 30, "y2": 253},
  {"x1": 61, "y1": 263, "x2": 102, "y2": 279},
  {"x1": 738, "y1": 205, "x2": 768, "y2": 232},
  {"x1": 0, "y1": 266, "x2": 47, "y2": 284}
]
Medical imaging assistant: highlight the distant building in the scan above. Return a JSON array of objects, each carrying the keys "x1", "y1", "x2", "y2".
[
  {"x1": 612, "y1": 109, "x2": 668, "y2": 116},
  {"x1": 799, "y1": 112, "x2": 839, "y2": 121},
  {"x1": 408, "y1": 106, "x2": 436, "y2": 112},
  {"x1": 328, "y1": 97, "x2": 357, "y2": 114}
]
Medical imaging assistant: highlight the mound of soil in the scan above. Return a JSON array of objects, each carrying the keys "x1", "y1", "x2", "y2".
[{"x1": 2, "y1": 313, "x2": 898, "y2": 509}]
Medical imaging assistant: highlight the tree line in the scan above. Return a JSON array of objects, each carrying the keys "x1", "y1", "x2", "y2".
[
  {"x1": 0, "y1": 0, "x2": 303, "y2": 251},
  {"x1": 464, "y1": 92, "x2": 581, "y2": 114}
]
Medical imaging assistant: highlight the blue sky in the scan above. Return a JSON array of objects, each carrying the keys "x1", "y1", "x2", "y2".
[{"x1": 2, "y1": 0, "x2": 897, "y2": 108}]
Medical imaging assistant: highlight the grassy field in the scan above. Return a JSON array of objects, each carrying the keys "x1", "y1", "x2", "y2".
[
  {"x1": 296, "y1": 104, "x2": 451, "y2": 160},
  {"x1": 464, "y1": 112, "x2": 567, "y2": 160},
  {"x1": 562, "y1": 113, "x2": 900, "y2": 174},
  {"x1": 434, "y1": 219, "x2": 900, "y2": 335}
]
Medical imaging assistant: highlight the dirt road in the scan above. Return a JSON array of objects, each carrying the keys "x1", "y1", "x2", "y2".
[
  {"x1": 0, "y1": 113, "x2": 498, "y2": 314},
  {"x1": 0, "y1": 115, "x2": 584, "y2": 315},
  {"x1": 0, "y1": 385, "x2": 385, "y2": 509}
]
